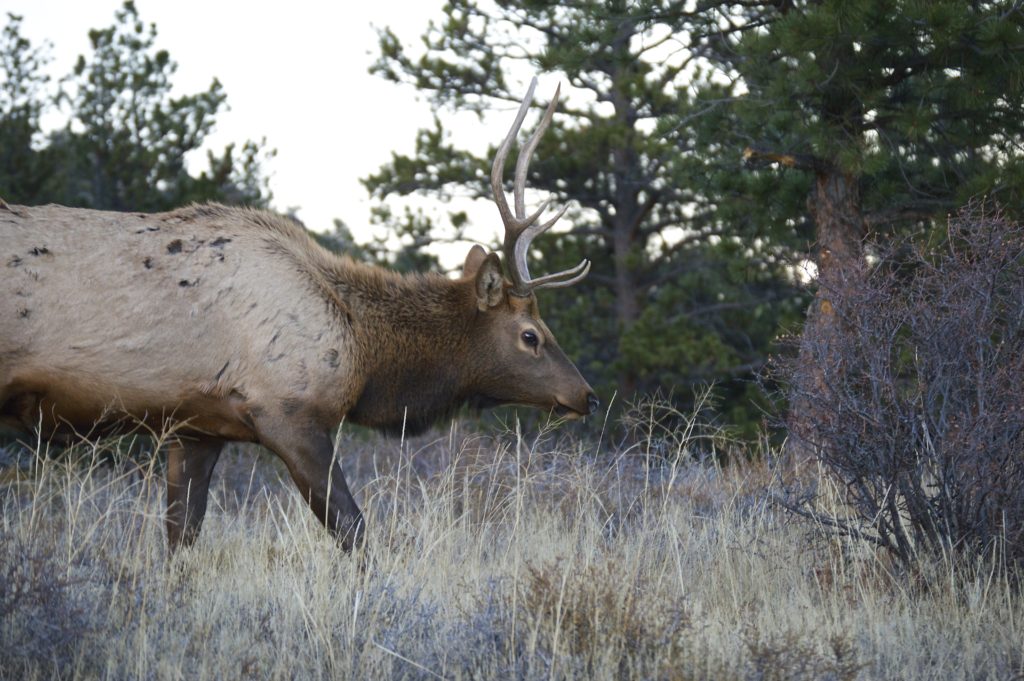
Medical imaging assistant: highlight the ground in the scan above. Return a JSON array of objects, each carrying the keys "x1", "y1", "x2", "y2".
[{"x1": 1, "y1": 416, "x2": 1021, "y2": 680}]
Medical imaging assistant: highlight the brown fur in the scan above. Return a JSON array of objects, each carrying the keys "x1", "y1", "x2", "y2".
[{"x1": 0, "y1": 201, "x2": 595, "y2": 551}]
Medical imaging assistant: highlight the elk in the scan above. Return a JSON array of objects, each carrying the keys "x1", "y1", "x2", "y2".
[{"x1": 0, "y1": 79, "x2": 596, "y2": 552}]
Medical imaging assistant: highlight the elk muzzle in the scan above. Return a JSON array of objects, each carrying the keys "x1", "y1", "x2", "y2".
[{"x1": 553, "y1": 380, "x2": 599, "y2": 419}]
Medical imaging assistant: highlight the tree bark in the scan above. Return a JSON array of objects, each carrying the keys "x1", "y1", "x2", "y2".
[
  {"x1": 607, "y1": 17, "x2": 643, "y2": 401},
  {"x1": 811, "y1": 169, "x2": 865, "y2": 284},
  {"x1": 788, "y1": 168, "x2": 865, "y2": 459},
  {"x1": 612, "y1": 212, "x2": 640, "y2": 398}
]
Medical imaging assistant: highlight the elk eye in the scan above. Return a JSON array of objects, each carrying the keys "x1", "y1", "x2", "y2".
[{"x1": 522, "y1": 330, "x2": 539, "y2": 348}]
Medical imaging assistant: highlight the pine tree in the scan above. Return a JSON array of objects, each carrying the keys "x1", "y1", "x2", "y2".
[
  {"x1": 49, "y1": 1, "x2": 273, "y2": 211},
  {"x1": 0, "y1": 3, "x2": 274, "y2": 211},
  {"x1": 682, "y1": 0, "x2": 1024, "y2": 439},
  {"x1": 368, "y1": 0, "x2": 806, "y2": 431},
  {"x1": 0, "y1": 13, "x2": 51, "y2": 203}
]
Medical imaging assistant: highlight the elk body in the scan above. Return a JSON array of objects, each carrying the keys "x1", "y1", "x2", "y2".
[{"x1": 0, "y1": 79, "x2": 596, "y2": 551}]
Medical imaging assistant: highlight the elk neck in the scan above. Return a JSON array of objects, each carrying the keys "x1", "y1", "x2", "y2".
[{"x1": 330, "y1": 261, "x2": 479, "y2": 435}]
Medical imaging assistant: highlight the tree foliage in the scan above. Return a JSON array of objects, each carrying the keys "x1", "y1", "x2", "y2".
[
  {"x1": 691, "y1": 0, "x2": 1024, "y2": 248},
  {"x1": 368, "y1": 0, "x2": 808, "y2": 435},
  {"x1": 368, "y1": 1, "x2": 1024, "y2": 438},
  {"x1": 682, "y1": 0, "x2": 1024, "y2": 444},
  {"x1": 0, "y1": 13, "x2": 51, "y2": 202},
  {"x1": 0, "y1": 2, "x2": 272, "y2": 211}
]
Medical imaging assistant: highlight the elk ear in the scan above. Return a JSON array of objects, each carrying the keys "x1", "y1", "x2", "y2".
[
  {"x1": 474, "y1": 252, "x2": 506, "y2": 311},
  {"x1": 462, "y1": 245, "x2": 489, "y2": 279}
]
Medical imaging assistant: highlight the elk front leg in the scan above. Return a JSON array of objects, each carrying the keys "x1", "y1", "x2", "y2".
[
  {"x1": 256, "y1": 419, "x2": 365, "y2": 552},
  {"x1": 165, "y1": 437, "x2": 223, "y2": 551}
]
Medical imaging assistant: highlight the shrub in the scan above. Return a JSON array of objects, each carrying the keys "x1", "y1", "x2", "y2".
[{"x1": 779, "y1": 205, "x2": 1024, "y2": 572}]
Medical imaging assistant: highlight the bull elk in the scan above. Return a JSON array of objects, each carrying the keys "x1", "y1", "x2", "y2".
[{"x1": 0, "y1": 79, "x2": 596, "y2": 552}]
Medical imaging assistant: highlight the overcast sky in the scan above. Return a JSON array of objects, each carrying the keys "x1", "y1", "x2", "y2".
[{"x1": 4, "y1": 0, "x2": 486, "y2": 244}]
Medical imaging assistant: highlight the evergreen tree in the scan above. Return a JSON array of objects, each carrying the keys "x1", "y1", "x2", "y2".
[
  {"x1": 49, "y1": 1, "x2": 272, "y2": 210},
  {"x1": 0, "y1": 13, "x2": 51, "y2": 203},
  {"x1": 681, "y1": 0, "x2": 1024, "y2": 438},
  {"x1": 368, "y1": 0, "x2": 806, "y2": 433},
  {"x1": 0, "y1": 3, "x2": 273, "y2": 211},
  {"x1": 312, "y1": 208, "x2": 442, "y2": 273}
]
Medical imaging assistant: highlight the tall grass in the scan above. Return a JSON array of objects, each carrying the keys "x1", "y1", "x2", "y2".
[{"x1": 1, "y1": 417, "x2": 1021, "y2": 680}]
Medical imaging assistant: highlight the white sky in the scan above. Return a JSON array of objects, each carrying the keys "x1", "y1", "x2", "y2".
[{"x1": 4, "y1": 0, "x2": 503, "y2": 253}]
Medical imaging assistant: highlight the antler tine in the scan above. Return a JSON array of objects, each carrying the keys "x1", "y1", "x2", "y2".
[
  {"x1": 490, "y1": 77, "x2": 537, "y2": 238},
  {"x1": 531, "y1": 259, "x2": 592, "y2": 290},
  {"x1": 492, "y1": 77, "x2": 590, "y2": 296},
  {"x1": 512, "y1": 203, "x2": 567, "y2": 280},
  {"x1": 513, "y1": 83, "x2": 560, "y2": 219},
  {"x1": 511, "y1": 204, "x2": 592, "y2": 290}
]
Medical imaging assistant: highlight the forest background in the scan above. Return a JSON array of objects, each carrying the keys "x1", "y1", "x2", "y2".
[{"x1": 3, "y1": 1, "x2": 1023, "y2": 441}]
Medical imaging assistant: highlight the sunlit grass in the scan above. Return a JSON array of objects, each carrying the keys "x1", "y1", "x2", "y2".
[{"x1": 1, "y1": 416, "x2": 1021, "y2": 680}]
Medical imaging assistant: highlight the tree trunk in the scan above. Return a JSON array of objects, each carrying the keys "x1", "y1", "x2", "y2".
[
  {"x1": 788, "y1": 169, "x2": 865, "y2": 458},
  {"x1": 612, "y1": 211, "x2": 640, "y2": 398},
  {"x1": 608, "y1": 17, "x2": 642, "y2": 402},
  {"x1": 811, "y1": 169, "x2": 865, "y2": 284}
]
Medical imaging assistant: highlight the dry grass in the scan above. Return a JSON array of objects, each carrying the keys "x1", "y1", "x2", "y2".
[{"x1": 1, "y1": 418, "x2": 1021, "y2": 680}]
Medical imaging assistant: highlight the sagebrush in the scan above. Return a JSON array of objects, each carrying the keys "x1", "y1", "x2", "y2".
[{"x1": 781, "y1": 205, "x2": 1024, "y2": 572}]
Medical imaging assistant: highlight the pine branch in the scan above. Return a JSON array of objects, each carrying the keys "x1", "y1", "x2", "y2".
[
  {"x1": 628, "y1": 190, "x2": 661, "y2": 239},
  {"x1": 742, "y1": 146, "x2": 830, "y2": 174},
  {"x1": 565, "y1": 225, "x2": 615, "y2": 240}
]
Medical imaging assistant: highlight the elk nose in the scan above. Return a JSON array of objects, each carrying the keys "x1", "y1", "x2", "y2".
[{"x1": 587, "y1": 393, "x2": 600, "y2": 415}]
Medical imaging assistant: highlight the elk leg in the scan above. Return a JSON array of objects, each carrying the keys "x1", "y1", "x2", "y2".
[
  {"x1": 256, "y1": 421, "x2": 365, "y2": 552},
  {"x1": 165, "y1": 437, "x2": 223, "y2": 551}
]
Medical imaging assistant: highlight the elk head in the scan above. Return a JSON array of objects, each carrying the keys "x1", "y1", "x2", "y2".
[{"x1": 462, "y1": 78, "x2": 598, "y2": 419}]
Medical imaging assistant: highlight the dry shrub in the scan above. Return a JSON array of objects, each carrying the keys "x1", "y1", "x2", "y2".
[
  {"x1": 509, "y1": 556, "x2": 691, "y2": 679},
  {"x1": 619, "y1": 388, "x2": 732, "y2": 465},
  {"x1": 742, "y1": 624, "x2": 863, "y2": 681},
  {"x1": 780, "y1": 204, "x2": 1024, "y2": 572}
]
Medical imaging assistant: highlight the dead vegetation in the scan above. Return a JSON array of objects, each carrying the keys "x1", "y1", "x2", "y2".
[
  {"x1": 1, "y1": 413, "x2": 1021, "y2": 680},
  {"x1": 778, "y1": 206, "x2": 1024, "y2": 572}
]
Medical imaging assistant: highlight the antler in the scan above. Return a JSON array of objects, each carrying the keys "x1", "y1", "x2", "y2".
[{"x1": 490, "y1": 77, "x2": 590, "y2": 297}]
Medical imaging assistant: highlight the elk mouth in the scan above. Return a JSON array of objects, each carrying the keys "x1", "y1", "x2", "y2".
[
  {"x1": 554, "y1": 392, "x2": 599, "y2": 419},
  {"x1": 553, "y1": 401, "x2": 586, "y2": 419},
  {"x1": 468, "y1": 395, "x2": 591, "y2": 418}
]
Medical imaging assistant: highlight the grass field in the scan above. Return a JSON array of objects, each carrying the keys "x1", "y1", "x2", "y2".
[{"x1": 1, "y1": 416, "x2": 1021, "y2": 680}]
